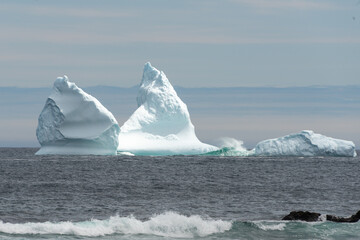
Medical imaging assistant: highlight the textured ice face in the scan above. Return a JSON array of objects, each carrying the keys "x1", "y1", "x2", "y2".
[
  {"x1": 118, "y1": 62, "x2": 218, "y2": 155},
  {"x1": 36, "y1": 76, "x2": 120, "y2": 155},
  {"x1": 254, "y1": 130, "x2": 357, "y2": 157},
  {"x1": 122, "y1": 62, "x2": 191, "y2": 136}
]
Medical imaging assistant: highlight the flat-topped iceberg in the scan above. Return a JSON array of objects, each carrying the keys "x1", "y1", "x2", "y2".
[
  {"x1": 117, "y1": 62, "x2": 218, "y2": 155},
  {"x1": 36, "y1": 76, "x2": 120, "y2": 155},
  {"x1": 254, "y1": 130, "x2": 357, "y2": 157}
]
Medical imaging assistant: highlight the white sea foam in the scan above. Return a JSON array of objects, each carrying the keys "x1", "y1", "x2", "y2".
[
  {"x1": 207, "y1": 137, "x2": 254, "y2": 156},
  {"x1": 117, "y1": 151, "x2": 135, "y2": 156},
  {"x1": 319, "y1": 214, "x2": 327, "y2": 222},
  {"x1": 254, "y1": 221, "x2": 286, "y2": 231},
  {"x1": 217, "y1": 137, "x2": 247, "y2": 152},
  {"x1": 0, "y1": 212, "x2": 232, "y2": 238}
]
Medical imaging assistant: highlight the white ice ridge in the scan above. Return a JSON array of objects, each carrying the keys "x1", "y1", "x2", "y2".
[
  {"x1": 254, "y1": 130, "x2": 357, "y2": 157},
  {"x1": 36, "y1": 76, "x2": 120, "y2": 155},
  {"x1": 118, "y1": 62, "x2": 218, "y2": 155}
]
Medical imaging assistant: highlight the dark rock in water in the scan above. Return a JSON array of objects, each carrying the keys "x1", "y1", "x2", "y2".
[
  {"x1": 282, "y1": 211, "x2": 321, "y2": 222},
  {"x1": 283, "y1": 210, "x2": 360, "y2": 223},
  {"x1": 326, "y1": 211, "x2": 360, "y2": 223}
]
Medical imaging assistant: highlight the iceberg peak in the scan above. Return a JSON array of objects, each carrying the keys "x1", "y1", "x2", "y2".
[
  {"x1": 136, "y1": 63, "x2": 176, "y2": 109},
  {"x1": 118, "y1": 63, "x2": 218, "y2": 155},
  {"x1": 143, "y1": 61, "x2": 153, "y2": 71},
  {"x1": 53, "y1": 75, "x2": 70, "y2": 90},
  {"x1": 301, "y1": 130, "x2": 313, "y2": 135},
  {"x1": 52, "y1": 75, "x2": 84, "y2": 97},
  {"x1": 141, "y1": 62, "x2": 159, "y2": 85},
  {"x1": 57, "y1": 75, "x2": 69, "y2": 81}
]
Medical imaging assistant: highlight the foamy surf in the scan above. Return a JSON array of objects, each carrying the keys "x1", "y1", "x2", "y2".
[
  {"x1": 253, "y1": 221, "x2": 286, "y2": 231},
  {"x1": 202, "y1": 137, "x2": 254, "y2": 156},
  {"x1": 117, "y1": 151, "x2": 135, "y2": 156},
  {"x1": 1, "y1": 216, "x2": 360, "y2": 239},
  {"x1": 0, "y1": 212, "x2": 232, "y2": 238}
]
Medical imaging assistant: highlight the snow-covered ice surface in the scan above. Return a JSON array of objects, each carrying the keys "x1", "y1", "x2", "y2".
[
  {"x1": 254, "y1": 130, "x2": 357, "y2": 157},
  {"x1": 36, "y1": 76, "x2": 120, "y2": 155},
  {"x1": 117, "y1": 62, "x2": 218, "y2": 155}
]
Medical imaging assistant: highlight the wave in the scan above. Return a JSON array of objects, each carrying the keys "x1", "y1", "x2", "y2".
[
  {"x1": 203, "y1": 137, "x2": 254, "y2": 156},
  {"x1": 252, "y1": 221, "x2": 286, "y2": 231},
  {"x1": 117, "y1": 151, "x2": 135, "y2": 156},
  {"x1": 228, "y1": 220, "x2": 360, "y2": 239},
  {"x1": 203, "y1": 147, "x2": 254, "y2": 157},
  {"x1": 1, "y1": 213, "x2": 360, "y2": 239},
  {"x1": 0, "y1": 212, "x2": 232, "y2": 238}
]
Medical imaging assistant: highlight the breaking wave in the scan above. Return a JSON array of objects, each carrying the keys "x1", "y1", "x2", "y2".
[
  {"x1": 203, "y1": 147, "x2": 254, "y2": 156},
  {"x1": 203, "y1": 137, "x2": 254, "y2": 156},
  {"x1": 1, "y1": 212, "x2": 360, "y2": 239},
  {"x1": 0, "y1": 212, "x2": 232, "y2": 238},
  {"x1": 252, "y1": 221, "x2": 286, "y2": 231}
]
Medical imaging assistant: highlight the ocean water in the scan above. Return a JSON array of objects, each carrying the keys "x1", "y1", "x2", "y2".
[{"x1": 0, "y1": 148, "x2": 359, "y2": 240}]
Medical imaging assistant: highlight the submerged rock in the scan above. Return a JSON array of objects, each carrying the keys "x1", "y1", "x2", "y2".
[
  {"x1": 282, "y1": 210, "x2": 360, "y2": 223},
  {"x1": 282, "y1": 211, "x2": 321, "y2": 222},
  {"x1": 326, "y1": 211, "x2": 360, "y2": 223}
]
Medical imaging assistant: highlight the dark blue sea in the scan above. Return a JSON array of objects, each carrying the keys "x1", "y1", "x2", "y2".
[{"x1": 0, "y1": 148, "x2": 359, "y2": 240}]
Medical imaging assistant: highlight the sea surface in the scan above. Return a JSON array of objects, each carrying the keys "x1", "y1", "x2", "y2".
[{"x1": 0, "y1": 148, "x2": 359, "y2": 240}]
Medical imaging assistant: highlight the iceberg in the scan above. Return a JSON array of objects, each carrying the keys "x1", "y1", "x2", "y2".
[
  {"x1": 254, "y1": 130, "x2": 357, "y2": 157},
  {"x1": 36, "y1": 76, "x2": 120, "y2": 155},
  {"x1": 117, "y1": 62, "x2": 218, "y2": 155}
]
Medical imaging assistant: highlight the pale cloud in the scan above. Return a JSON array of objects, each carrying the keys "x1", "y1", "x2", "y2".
[
  {"x1": 1, "y1": 25, "x2": 359, "y2": 45},
  {"x1": 230, "y1": 0, "x2": 342, "y2": 10},
  {"x1": 0, "y1": 3, "x2": 136, "y2": 18},
  {"x1": 0, "y1": 1, "x2": 356, "y2": 46},
  {"x1": 0, "y1": 53, "x2": 138, "y2": 67}
]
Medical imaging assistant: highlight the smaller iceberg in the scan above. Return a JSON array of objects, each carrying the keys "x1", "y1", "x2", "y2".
[
  {"x1": 117, "y1": 62, "x2": 218, "y2": 155},
  {"x1": 36, "y1": 76, "x2": 120, "y2": 155},
  {"x1": 254, "y1": 130, "x2": 357, "y2": 157}
]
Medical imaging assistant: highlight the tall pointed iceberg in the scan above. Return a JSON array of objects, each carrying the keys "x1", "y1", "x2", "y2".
[
  {"x1": 117, "y1": 62, "x2": 218, "y2": 155},
  {"x1": 36, "y1": 76, "x2": 120, "y2": 155}
]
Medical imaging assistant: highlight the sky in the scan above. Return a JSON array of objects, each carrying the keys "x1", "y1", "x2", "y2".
[
  {"x1": 0, "y1": 0, "x2": 359, "y2": 88},
  {"x1": 0, "y1": 0, "x2": 359, "y2": 149}
]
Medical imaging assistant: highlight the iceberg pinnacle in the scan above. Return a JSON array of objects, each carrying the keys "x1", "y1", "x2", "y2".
[
  {"x1": 36, "y1": 76, "x2": 120, "y2": 155},
  {"x1": 254, "y1": 130, "x2": 356, "y2": 157},
  {"x1": 118, "y1": 62, "x2": 218, "y2": 155}
]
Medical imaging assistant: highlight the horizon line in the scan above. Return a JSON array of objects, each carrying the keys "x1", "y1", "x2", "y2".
[{"x1": 0, "y1": 84, "x2": 360, "y2": 90}]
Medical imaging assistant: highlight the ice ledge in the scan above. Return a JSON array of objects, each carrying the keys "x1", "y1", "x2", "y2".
[{"x1": 254, "y1": 130, "x2": 356, "y2": 157}]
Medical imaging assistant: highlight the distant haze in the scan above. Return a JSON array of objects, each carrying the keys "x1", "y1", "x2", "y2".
[
  {"x1": 0, "y1": 0, "x2": 359, "y2": 88},
  {"x1": 0, "y1": 86, "x2": 358, "y2": 149}
]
